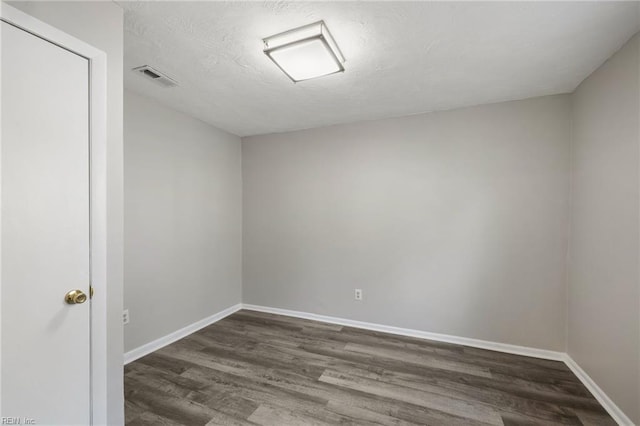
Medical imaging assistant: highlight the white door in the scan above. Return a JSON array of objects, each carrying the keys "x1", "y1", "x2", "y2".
[{"x1": 1, "y1": 20, "x2": 91, "y2": 425}]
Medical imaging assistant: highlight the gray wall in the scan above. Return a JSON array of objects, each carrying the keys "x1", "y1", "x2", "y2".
[
  {"x1": 9, "y1": 2, "x2": 125, "y2": 423},
  {"x1": 124, "y1": 91, "x2": 242, "y2": 352},
  {"x1": 568, "y1": 34, "x2": 640, "y2": 423},
  {"x1": 243, "y1": 95, "x2": 571, "y2": 351}
]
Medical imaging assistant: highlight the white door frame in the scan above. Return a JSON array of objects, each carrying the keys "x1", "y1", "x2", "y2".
[{"x1": 0, "y1": 3, "x2": 108, "y2": 424}]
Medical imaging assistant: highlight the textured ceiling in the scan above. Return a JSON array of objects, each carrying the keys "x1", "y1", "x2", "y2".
[{"x1": 120, "y1": 1, "x2": 640, "y2": 137}]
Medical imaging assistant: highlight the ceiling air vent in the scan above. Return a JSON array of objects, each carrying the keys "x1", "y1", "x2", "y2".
[{"x1": 132, "y1": 65, "x2": 178, "y2": 88}]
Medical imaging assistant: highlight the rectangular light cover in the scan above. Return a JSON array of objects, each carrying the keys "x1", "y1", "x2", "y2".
[{"x1": 263, "y1": 21, "x2": 345, "y2": 82}]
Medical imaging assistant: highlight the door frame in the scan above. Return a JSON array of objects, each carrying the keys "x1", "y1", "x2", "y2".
[{"x1": 0, "y1": 3, "x2": 108, "y2": 424}]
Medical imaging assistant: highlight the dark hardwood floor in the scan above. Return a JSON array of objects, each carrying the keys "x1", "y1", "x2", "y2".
[{"x1": 125, "y1": 310, "x2": 614, "y2": 425}]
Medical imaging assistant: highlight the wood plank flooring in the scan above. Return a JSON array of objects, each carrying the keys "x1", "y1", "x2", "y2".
[{"x1": 125, "y1": 310, "x2": 614, "y2": 426}]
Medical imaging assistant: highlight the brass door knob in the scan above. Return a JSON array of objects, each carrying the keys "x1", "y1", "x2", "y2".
[{"x1": 65, "y1": 289, "x2": 87, "y2": 305}]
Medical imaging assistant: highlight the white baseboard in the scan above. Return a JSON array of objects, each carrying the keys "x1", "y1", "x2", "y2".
[
  {"x1": 241, "y1": 304, "x2": 564, "y2": 361},
  {"x1": 123, "y1": 303, "x2": 242, "y2": 365},
  {"x1": 563, "y1": 354, "x2": 634, "y2": 426}
]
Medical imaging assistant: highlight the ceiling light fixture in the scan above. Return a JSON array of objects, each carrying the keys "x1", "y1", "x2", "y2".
[{"x1": 263, "y1": 21, "x2": 345, "y2": 83}]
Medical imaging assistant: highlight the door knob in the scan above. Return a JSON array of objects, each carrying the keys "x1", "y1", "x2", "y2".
[{"x1": 65, "y1": 289, "x2": 87, "y2": 305}]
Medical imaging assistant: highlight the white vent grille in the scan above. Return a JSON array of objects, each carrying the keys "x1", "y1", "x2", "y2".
[{"x1": 132, "y1": 65, "x2": 178, "y2": 88}]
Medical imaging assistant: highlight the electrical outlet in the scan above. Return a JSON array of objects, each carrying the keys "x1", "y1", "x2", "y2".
[
  {"x1": 354, "y1": 289, "x2": 363, "y2": 301},
  {"x1": 123, "y1": 309, "x2": 130, "y2": 325}
]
